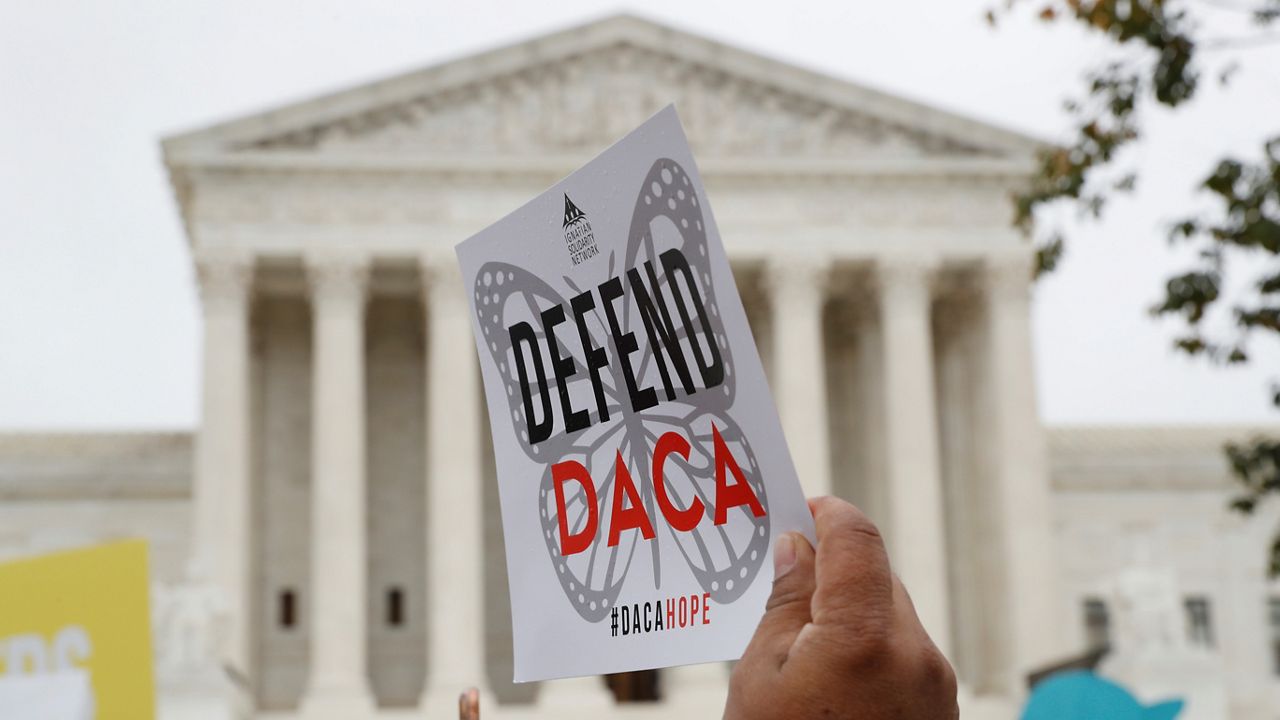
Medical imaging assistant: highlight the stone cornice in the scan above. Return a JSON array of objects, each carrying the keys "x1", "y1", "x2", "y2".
[
  {"x1": 0, "y1": 432, "x2": 192, "y2": 500},
  {"x1": 172, "y1": 151, "x2": 1036, "y2": 182},
  {"x1": 1048, "y1": 425, "x2": 1280, "y2": 493},
  {"x1": 1048, "y1": 424, "x2": 1277, "y2": 453},
  {"x1": 170, "y1": 155, "x2": 1032, "y2": 247}
]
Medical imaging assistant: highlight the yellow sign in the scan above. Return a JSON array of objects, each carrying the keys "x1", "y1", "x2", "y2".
[{"x1": 0, "y1": 539, "x2": 155, "y2": 719}]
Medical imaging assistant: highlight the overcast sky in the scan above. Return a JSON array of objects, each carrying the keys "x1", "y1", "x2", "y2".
[{"x1": 2, "y1": 0, "x2": 1277, "y2": 430}]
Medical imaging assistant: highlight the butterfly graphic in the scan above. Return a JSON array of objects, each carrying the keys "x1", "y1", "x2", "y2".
[{"x1": 472, "y1": 158, "x2": 771, "y2": 623}]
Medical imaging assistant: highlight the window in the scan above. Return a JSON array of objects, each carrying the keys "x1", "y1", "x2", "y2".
[
  {"x1": 1082, "y1": 597, "x2": 1110, "y2": 651},
  {"x1": 278, "y1": 589, "x2": 297, "y2": 630},
  {"x1": 386, "y1": 586, "x2": 405, "y2": 628},
  {"x1": 1269, "y1": 597, "x2": 1280, "y2": 675},
  {"x1": 1184, "y1": 596, "x2": 1214, "y2": 648}
]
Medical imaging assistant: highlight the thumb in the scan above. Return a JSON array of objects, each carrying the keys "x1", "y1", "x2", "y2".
[{"x1": 741, "y1": 532, "x2": 817, "y2": 669}]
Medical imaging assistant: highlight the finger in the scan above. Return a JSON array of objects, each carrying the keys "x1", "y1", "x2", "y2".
[
  {"x1": 808, "y1": 496, "x2": 895, "y2": 631},
  {"x1": 892, "y1": 574, "x2": 957, "y2": 710},
  {"x1": 891, "y1": 572, "x2": 953, "y2": 666},
  {"x1": 458, "y1": 687, "x2": 479, "y2": 720},
  {"x1": 806, "y1": 496, "x2": 821, "y2": 516},
  {"x1": 739, "y1": 531, "x2": 817, "y2": 670}
]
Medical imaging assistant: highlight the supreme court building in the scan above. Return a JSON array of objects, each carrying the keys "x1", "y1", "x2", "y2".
[{"x1": 2, "y1": 14, "x2": 1278, "y2": 720}]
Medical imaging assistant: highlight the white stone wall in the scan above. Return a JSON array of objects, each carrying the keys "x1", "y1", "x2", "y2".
[
  {"x1": 0, "y1": 498, "x2": 190, "y2": 580},
  {"x1": 1050, "y1": 427, "x2": 1280, "y2": 719},
  {"x1": 0, "y1": 434, "x2": 192, "y2": 579}
]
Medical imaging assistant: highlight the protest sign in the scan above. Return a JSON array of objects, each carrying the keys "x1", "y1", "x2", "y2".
[
  {"x1": 458, "y1": 106, "x2": 816, "y2": 682},
  {"x1": 0, "y1": 671, "x2": 94, "y2": 720},
  {"x1": 0, "y1": 540, "x2": 155, "y2": 719}
]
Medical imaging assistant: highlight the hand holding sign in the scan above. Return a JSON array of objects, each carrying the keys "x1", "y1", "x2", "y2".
[{"x1": 725, "y1": 497, "x2": 958, "y2": 720}]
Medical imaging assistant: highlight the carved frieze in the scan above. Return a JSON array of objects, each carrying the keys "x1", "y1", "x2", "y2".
[{"x1": 243, "y1": 45, "x2": 989, "y2": 159}]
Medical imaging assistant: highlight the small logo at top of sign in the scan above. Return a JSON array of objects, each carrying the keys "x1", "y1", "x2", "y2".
[{"x1": 562, "y1": 194, "x2": 600, "y2": 266}]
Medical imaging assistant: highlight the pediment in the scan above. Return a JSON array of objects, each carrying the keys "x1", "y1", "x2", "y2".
[
  {"x1": 165, "y1": 15, "x2": 1041, "y2": 164},
  {"x1": 239, "y1": 45, "x2": 991, "y2": 160}
]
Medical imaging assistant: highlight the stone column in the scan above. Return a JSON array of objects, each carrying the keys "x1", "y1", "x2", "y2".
[
  {"x1": 877, "y1": 257, "x2": 952, "y2": 659},
  {"x1": 299, "y1": 251, "x2": 375, "y2": 718},
  {"x1": 982, "y1": 255, "x2": 1065, "y2": 687},
  {"x1": 765, "y1": 256, "x2": 832, "y2": 497},
  {"x1": 419, "y1": 260, "x2": 493, "y2": 713},
  {"x1": 192, "y1": 248, "x2": 253, "y2": 696}
]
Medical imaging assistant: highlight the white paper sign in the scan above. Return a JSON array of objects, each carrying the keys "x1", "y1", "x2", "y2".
[{"x1": 457, "y1": 106, "x2": 815, "y2": 682}]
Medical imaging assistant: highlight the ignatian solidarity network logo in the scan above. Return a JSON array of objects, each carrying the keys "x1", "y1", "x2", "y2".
[{"x1": 562, "y1": 194, "x2": 600, "y2": 266}]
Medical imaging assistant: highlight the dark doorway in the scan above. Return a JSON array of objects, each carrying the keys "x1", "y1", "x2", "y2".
[{"x1": 604, "y1": 670, "x2": 660, "y2": 702}]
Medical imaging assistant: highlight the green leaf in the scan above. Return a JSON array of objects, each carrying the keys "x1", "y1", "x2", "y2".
[{"x1": 1035, "y1": 235, "x2": 1066, "y2": 278}]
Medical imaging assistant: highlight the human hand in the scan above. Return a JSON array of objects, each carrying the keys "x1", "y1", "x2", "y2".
[{"x1": 724, "y1": 496, "x2": 958, "y2": 719}]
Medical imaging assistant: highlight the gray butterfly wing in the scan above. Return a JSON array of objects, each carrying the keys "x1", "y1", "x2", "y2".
[
  {"x1": 620, "y1": 160, "x2": 768, "y2": 604},
  {"x1": 471, "y1": 262, "x2": 627, "y2": 464},
  {"x1": 636, "y1": 404, "x2": 771, "y2": 604},
  {"x1": 475, "y1": 261, "x2": 638, "y2": 622},
  {"x1": 534, "y1": 420, "x2": 648, "y2": 622},
  {"x1": 624, "y1": 158, "x2": 735, "y2": 412}
]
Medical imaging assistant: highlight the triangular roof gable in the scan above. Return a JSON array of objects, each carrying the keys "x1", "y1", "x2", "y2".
[{"x1": 163, "y1": 14, "x2": 1043, "y2": 162}]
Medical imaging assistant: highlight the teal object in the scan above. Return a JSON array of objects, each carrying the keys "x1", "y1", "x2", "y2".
[{"x1": 1021, "y1": 671, "x2": 1184, "y2": 720}]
